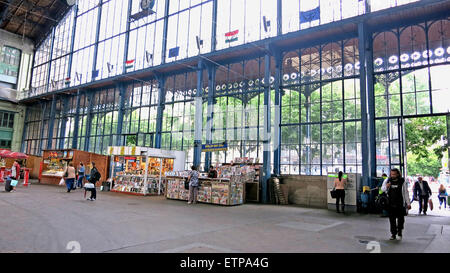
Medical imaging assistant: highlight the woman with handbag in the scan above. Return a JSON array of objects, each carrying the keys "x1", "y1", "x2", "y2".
[
  {"x1": 187, "y1": 165, "x2": 200, "y2": 205},
  {"x1": 438, "y1": 184, "x2": 447, "y2": 210},
  {"x1": 64, "y1": 162, "x2": 76, "y2": 193},
  {"x1": 334, "y1": 171, "x2": 347, "y2": 213}
]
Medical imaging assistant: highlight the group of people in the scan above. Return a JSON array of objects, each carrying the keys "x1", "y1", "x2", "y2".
[
  {"x1": 333, "y1": 169, "x2": 449, "y2": 241},
  {"x1": 63, "y1": 161, "x2": 101, "y2": 201}
]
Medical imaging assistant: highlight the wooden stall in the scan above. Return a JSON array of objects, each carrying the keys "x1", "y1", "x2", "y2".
[{"x1": 39, "y1": 149, "x2": 109, "y2": 187}]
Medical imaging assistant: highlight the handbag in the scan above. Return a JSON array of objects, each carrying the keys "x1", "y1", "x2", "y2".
[
  {"x1": 184, "y1": 178, "x2": 190, "y2": 190},
  {"x1": 10, "y1": 180, "x2": 18, "y2": 187},
  {"x1": 428, "y1": 199, "x2": 434, "y2": 211},
  {"x1": 330, "y1": 188, "x2": 337, "y2": 199}
]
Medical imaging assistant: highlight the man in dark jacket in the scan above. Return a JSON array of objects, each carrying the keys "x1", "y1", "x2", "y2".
[
  {"x1": 382, "y1": 168, "x2": 411, "y2": 241},
  {"x1": 87, "y1": 162, "x2": 101, "y2": 201},
  {"x1": 413, "y1": 176, "x2": 432, "y2": 215}
]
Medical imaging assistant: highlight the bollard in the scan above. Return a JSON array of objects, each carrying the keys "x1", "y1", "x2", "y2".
[{"x1": 23, "y1": 168, "x2": 30, "y2": 187}]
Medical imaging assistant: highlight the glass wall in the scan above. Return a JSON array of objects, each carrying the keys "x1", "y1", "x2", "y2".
[
  {"x1": 373, "y1": 17, "x2": 450, "y2": 175},
  {"x1": 280, "y1": 38, "x2": 362, "y2": 175}
]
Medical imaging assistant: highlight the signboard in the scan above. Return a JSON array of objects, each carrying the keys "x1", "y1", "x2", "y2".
[{"x1": 202, "y1": 143, "x2": 228, "y2": 152}]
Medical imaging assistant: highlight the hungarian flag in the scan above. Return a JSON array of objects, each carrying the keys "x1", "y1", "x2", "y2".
[
  {"x1": 225, "y1": 30, "x2": 239, "y2": 43},
  {"x1": 65, "y1": 77, "x2": 71, "y2": 85},
  {"x1": 125, "y1": 60, "x2": 135, "y2": 70}
]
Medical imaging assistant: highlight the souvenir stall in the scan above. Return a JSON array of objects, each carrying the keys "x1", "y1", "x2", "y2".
[
  {"x1": 107, "y1": 146, "x2": 185, "y2": 196},
  {"x1": 39, "y1": 149, "x2": 109, "y2": 186},
  {"x1": 165, "y1": 163, "x2": 256, "y2": 206}
]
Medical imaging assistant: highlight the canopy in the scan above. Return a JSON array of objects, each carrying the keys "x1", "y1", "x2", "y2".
[{"x1": 0, "y1": 149, "x2": 29, "y2": 159}]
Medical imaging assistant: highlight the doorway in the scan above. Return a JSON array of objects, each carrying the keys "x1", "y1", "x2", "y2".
[{"x1": 404, "y1": 115, "x2": 450, "y2": 216}]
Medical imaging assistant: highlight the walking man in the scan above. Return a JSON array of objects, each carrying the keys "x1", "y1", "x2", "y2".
[
  {"x1": 382, "y1": 168, "x2": 411, "y2": 241},
  {"x1": 87, "y1": 162, "x2": 101, "y2": 201},
  {"x1": 413, "y1": 176, "x2": 432, "y2": 215}
]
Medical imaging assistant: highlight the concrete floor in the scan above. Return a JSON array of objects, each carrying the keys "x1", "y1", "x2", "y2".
[{"x1": 1, "y1": 183, "x2": 449, "y2": 253}]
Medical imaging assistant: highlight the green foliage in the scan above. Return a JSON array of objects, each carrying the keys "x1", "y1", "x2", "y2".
[
  {"x1": 405, "y1": 116, "x2": 447, "y2": 160},
  {"x1": 407, "y1": 152, "x2": 442, "y2": 178}
]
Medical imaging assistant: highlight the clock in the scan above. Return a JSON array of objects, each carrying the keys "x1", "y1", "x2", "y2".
[{"x1": 141, "y1": 0, "x2": 155, "y2": 11}]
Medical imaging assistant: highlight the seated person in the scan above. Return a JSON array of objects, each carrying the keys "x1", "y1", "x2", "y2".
[{"x1": 208, "y1": 166, "x2": 218, "y2": 178}]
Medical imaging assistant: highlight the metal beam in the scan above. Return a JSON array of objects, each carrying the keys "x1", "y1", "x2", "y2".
[
  {"x1": 154, "y1": 77, "x2": 165, "y2": 149},
  {"x1": 193, "y1": 59, "x2": 204, "y2": 168},
  {"x1": 358, "y1": 22, "x2": 371, "y2": 187},
  {"x1": 204, "y1": 64, "x2": 216, "y2": 171},
  {"x1": 161, "y1": 0, "x2": 170, "y2": 65},
  {"x1": 273, "y1": 48, "x2": 282, "y2": 176},
  {"x1": 58, "y1": 95, "x2": 69, "y2": 150},
  {"x1": 211, "y1": 0, "x2": 218, "y2": 51},
  {"x1": 262, "y1": 45, "x2": 271, "y2": 204},
  {"x1": 84, "y1": 91, "x2": 94, "y2": 151},
  {"x1": 115, "y1": 84, "x2": 126, "y2": 146},
  {"x1": 46, "y1": 95, "x2": 57, "y2": 150},
  {"x1": 0, "y1": 0, "x2": 12, "y2": 26},
  {"x1": 91, "y1": 0, "x2": 103, "y2": 80},
  {"x1": 72, "y1": 89, "x2": 81, "y2": 149}
]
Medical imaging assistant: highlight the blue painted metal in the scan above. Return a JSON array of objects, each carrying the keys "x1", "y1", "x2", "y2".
[
  {"x1": 193, "y1": 59, "x2": 204, "y2": 168},
  {"x1": 365, "y1": 27, "x2": 377, "y2": 179},
  {"x1": 115, "y1": 84, "x2": 126, "y2": 146},
  {"x1": 67, "y1": 5, "x2": 78, "y2": 80},
  {"x1": 273, "y1": 49, "x2": 282, "y2": 176},
  {"x1": 91, "y1": 0, "x2": 103, "y2": 79},
  {"x1": 84, "y1": 91, "x2": 94, "y2": 151},
  {"x1": 58, "y1": 96, "x2": 69, "y2": 150},
  {"x1": 262, "y1": 46, "x2": 271, "y2": 204},
  {"x1": 277, "y1": 0, "x2": 282, "y2": 36},
  {"x1": 154, "y1": 76, "x2": 165, "y2": 149},
  {"x1": 72, "y1": 89, "x2": 82, "y2": 149},
  {"x1": 46, "y1": 95, "x2": 57, "y2": 150},
  {"x1": 123, "y1": 0, "x2": 133, "y2": 75},
  {"x1": 20, "y1": 107, "x2": 29, "y2": 153},
  {"x1": 45, "y1": 28, "x2": 56, "y2": 94},
  {"x1": 204, "y1": 64, "x2": 216, "y2": 171},
  {"x1": 358, "y1": 22, "x2": 370, "y2": 187},
  {"x1": 211, "y1": 0, "x2": 218, "y2": 51},
  {"x1": 161, "y1": 0, "x2": 170, "y2": 65},
  {"x1": 38, "y1": 102, "x2": 47, "y2": 155}
]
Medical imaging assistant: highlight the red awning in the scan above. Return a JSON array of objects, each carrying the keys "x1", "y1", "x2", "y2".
[{"x1": 0, "y1": 149, "x2": 29, "y2": 159}]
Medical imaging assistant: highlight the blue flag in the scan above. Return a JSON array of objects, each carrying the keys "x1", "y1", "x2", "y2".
[
  {"x1": 169, "y1": 47, "x2": 180, "y2": 58},
  {"x1": 300, "y1": 6, "x2": 320, "y2": 23}
]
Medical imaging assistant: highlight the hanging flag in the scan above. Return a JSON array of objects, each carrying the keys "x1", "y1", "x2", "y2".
[
  {"x1": 107, "y1": 62, "x2": 114, "y2": 73},
  {"x1": 65, "y1": 77, "x2": 71, "y2": 85},
  {"x1": 225, "y1": 30, "x2": 239, "y2": 43},
  {"x1": 51, "y1": 80, "x2": 57, "y2": 88},
  {"x1": 125, "y1": 59, "x2": 135, "y2": 70},
  {"x1": 168, "y1": 47, "x2": 180, "y2": 58},
  {"x1": 300, "y1": 6, "x2": 320, "y2": 23},
  {"x1": 92, "y1": 70, "x2": 99, "y2": 78}
]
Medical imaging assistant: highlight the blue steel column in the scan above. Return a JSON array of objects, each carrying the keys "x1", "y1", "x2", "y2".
[
  {"x1": 66, "y1": 5, "x2": 78, "y2": 80},
  {"x1": 273, "y1": 49, "x2": 282, "y2": 176},
  {"x1": 262, "y1": 46, "x2": 272, "y2": 204},
  {"x1": 123, "y1": 0, "x2": 133, "y2": 74},
  {"x1": 72, "y1": 90, "x2": 81, "y2": 149},
  {"x1": 366, "y1": 27, "x2": 377, "y2": 179},
  {"x1": 84, "y1": 91, "x2": 94, "y2": 151},
  {"x1": 58, "y1": 96, "x2": 69, "y2": 150},
  {"x1": 91, "y1": 0, "x2": 103, "y2": 79},
  {"x1": 358, "y1": 23, "x2": 373, "y2": 186},
  {"x1": 115, "y1": 84, "x2": 126, "y2": 146},
  {"x1": 193, "y1": 59, "x2": 204, "y2": 168},
  {"x1": 277, "y1": 0, "x2": 282, "y2": 36},
  {"x1": 46, "y1": 95, "x2": 57, "y2": 150},
  {"x1": 154, "y1": 76, "x2": 166, "y2": 149},
  {"x1": 45, "y1": 28, "x2": 55, "y2": 93},
  {"x1": 38, "y1": 102, "x2": 47, "y2": 154},
  {"x1": 20, "y1": 107, "x2": 29, "y2": 153},
  {"x1": 161, "y1": 0, "x2": 170, "y2": 65},
  {"x1": 211, "y1": 0, "x2": 218, "y2": 51},
  {"x1": 204, "y1": 64, "x2": 216, "y2": 170}
]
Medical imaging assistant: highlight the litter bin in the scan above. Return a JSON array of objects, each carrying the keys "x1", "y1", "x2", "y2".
[{"x1": 4, "y1": 177, "x2": 12, "y2": 192}]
